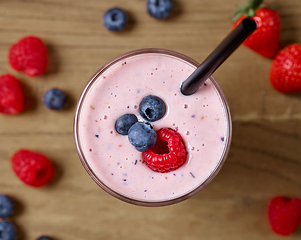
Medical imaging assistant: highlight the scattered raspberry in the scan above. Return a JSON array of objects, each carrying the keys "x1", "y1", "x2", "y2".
[
  {"x1": 8, "y1": 36, "x2": 48, "y2": 77},
  {"x1": 0, "y1": 74, "x2": 24, "y2": 115},
  {"x1": 142, "y1": 128, "x2": 187, "y2": 173},
  {"x1": 267, "y1": 196, "x2": 301, "y2": 236},
  {"x1": 11, "y1": 149, "x2": 55, "y2": 187}
]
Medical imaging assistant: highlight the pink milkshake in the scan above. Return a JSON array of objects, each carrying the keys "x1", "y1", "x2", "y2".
[{"x1": 74, "y1": 49, "x2": 232, "y2": 206}]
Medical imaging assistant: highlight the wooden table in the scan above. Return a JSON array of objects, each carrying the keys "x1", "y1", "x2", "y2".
[{"x1": 0, "y1": 0, "x2": 301, "y2": 239}]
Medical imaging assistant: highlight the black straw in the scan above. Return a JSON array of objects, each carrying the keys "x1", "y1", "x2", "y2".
[{"x1": 181, "y1": 18, "x2": 257, "y2": 96}]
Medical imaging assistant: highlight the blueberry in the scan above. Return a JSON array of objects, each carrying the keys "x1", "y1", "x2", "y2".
[
  {"x1": 115, "y1": 114, "x2": 138, "y2": 135},
  {"x1": 128, "y1": 122, "x2": 157, "y2": 152},
  {"x1": 139, "y1": 95, "x2": 166, "y2": 122},
  {"x1": 103, "y1": 8, "x2": 128, "y2": 31},
  {"x1": 36, "y1": 236, "x2": 52, "y2": 240},
  {"x1": 0, "y1": 221, "x2": 17, "y2": 240},
  {"x1": 147, "y1": 0, "x2": 173, "y2": 19},
  {"x1": 0, "y1": 195, "x2": 14, "y2": 218},
  {"x1": 43, "y1": 88, "x2": 67, "y2": 110}
]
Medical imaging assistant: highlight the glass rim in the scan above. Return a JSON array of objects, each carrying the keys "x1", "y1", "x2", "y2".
[{"x1": 74, "y1": 48, "x2": 232, "y2": 207}]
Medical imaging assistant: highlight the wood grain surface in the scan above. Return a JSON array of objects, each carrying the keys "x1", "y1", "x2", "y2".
[{"x1": 0, "y1": 0, "x2": 301, "y2": 239}]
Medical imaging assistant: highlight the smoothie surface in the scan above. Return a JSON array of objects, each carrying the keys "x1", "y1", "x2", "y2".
[{"x1": 78, "y1": 53, "x2": 229, "y2": 202}]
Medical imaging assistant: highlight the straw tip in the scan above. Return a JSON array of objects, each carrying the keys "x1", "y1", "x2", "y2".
[
  {"x1": 242, "y1": 18, "x2": 257, "y2": 32},
  {"x1": 180, "y1": 82, "x2": 198, "y2": 96}
]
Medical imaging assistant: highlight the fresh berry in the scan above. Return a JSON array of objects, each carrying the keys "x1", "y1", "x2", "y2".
[
  {"x1": 43, "y1": 88, "x2": 67, "y2": 110},
  {"x1": 103, "y1": 8, "x2": 128, "y2": 31},
  {"x1": 36, "y1": 236, "x2": 52, "y2": 240},
  {"x1": 147, "y1": 0, "x2": 173, "y2": 19},
  {"x1": 143, "y1": 128, "x2": 187, "y2": 173},
  {"x1": 11, "y1": 149, "x2": 55, "y2": 187},
  {"x1": 8, "y1": 36, "x2": 48, "y2": 77},
  {"x1": 128, "y1": 122, "x2": 157, "y2": 152},
  {"x1": 0, "y1": 221, "x2": 17, "y2": 240},
  {"x1": 0, "y1": 195, "x2": 14, "y2": 218},
  {"x1": 267, "y1": 196, "x2": 301, "y2": 236},
  {"x1": 0, "y1": 74, "x2": 24, "y2": 115},
  {"x1": 232, "y1": 0, "x2": 280, "y2": 58},
  {"x1": 139, "y1": 95, "x2": 166, "y2": 122},
  {"x1": 115, "y1": 114, "x2": 138, "y2": 135},
  {"x1": 269, "y1": 43, "x2": 301, "y2": 93}
]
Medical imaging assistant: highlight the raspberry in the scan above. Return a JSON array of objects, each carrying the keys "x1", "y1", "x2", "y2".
[
  {"x1": 267, "y1": 196, "x2": 301, "y2": 236},
  {"x1": 0, "y1": 74, "x2": 24, "y2": 115},
  {"x1": 142, "y1": 128, "x2": 187, "y2": 173},
  {"x1": 11, "y1": 149, "x2": 55, "y2": 187},
  {"x1": 8, "y1": 36, "x2": 48, "y2": 77}
]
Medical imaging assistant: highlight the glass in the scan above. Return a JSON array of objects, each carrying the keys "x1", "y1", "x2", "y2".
[{"x1": 74, "y1": 48, "x2": 232, "y2": 207}]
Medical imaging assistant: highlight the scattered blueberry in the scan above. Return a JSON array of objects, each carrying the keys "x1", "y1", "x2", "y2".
[
  {"x1": 115, "y1": 114, "x2": 138, "y2": 135},
  {"x1": 36, "y1": 236, "x2": 52, "y2": 240},
  {"x1": 43, "y1": 88, "x2": 67, "y2": 110},
  {"x1": 103, "y1": 8, "x2": 128, "y2": 31},
  {"x1": 128, "y1": 122, "x2": 157, "y2": 152},
  {"x1": 0, "y1": 221, "x2": 17, "y2": 240},
  {"x1": 139, "y1": 95, "x2": 166, "y2": 122},
  {"x1": 0, "y1": 195, "x2": 14, "y2": 218},
  {"x1": 147, "y1": 0, "x2": 173, "y2": 19}
]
